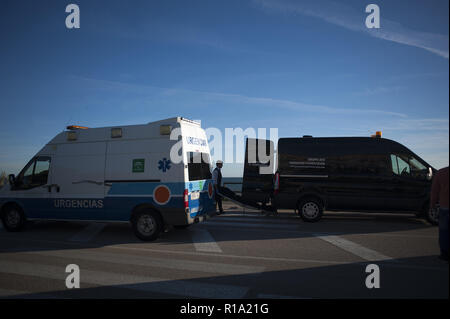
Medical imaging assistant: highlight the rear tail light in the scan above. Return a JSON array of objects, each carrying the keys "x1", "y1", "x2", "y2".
[
  {"x1": 184, "y1": 189, "x2": 189, "y2": 208},
  {"x1": 274, "y1": 172, "x2": 280, "y2": 195}
]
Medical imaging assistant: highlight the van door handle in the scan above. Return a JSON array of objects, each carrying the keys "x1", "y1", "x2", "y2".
[{"x1": 72, "y1": 180, "x2": 104, "y2": 186}]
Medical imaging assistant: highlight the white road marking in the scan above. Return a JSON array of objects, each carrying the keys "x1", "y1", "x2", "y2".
[
  {"x1": 190, "y1": 229, "x2": 223, "y2": 253},
  {"x1": 1, "y1": 236, "x2": 446, "y2": 271},
  {"x1": 30, "y1": 249, "x2": 264, "y2": 275},
  {"x1": 314, "y1": 234, "x2": 393, "y2": 261},
  {"x1": 0, "y1": 260, "x2": 248, "y2": 298},
  {"x1": 213, "y1": 216, "x2": 298, "y2": 224},
  {"x1": 112, "y1": 245, "x2": 348, "y2": 265},
  {"x1": 204, "y1": 221, "x2": 298, "y2": 230},
  {"x1": 68, "y1": 223, "x2": 106, "y2": 242}
]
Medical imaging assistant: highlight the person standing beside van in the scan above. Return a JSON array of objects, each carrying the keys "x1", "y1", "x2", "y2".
[
  {"x1": 431, "y1": 166, "x2": 449, "y2": 261},
  {"x1": 213, "y1": 160, "x2": 224, "y2": 215}
]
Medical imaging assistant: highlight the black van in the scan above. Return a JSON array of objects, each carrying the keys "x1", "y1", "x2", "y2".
[{"x1": 241, "y1": 136, "x2": 437, "y2": 224}]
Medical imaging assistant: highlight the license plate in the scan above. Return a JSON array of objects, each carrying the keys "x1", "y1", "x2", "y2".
[{"x1": 190, "y1": 192, "x2": 200, "y2": 200}]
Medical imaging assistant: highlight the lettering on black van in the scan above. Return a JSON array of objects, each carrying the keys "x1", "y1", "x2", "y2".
[
  {"x1": 54, "y1": 199, "x2": 104, "y2": 209},
  {"x1": 289, "y1": 158, "x2": 326, "y2": 169}
]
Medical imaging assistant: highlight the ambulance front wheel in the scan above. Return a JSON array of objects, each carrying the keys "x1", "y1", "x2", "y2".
[
  {"x1": 1, "y1": 204, "x2": 26, "y2": 232},
  {"x1": 131, "y1": 209, "x2": 163, "y2": 241}
]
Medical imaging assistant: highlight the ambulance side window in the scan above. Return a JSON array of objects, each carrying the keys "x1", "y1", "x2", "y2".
[{"x1": 14, "y1": 156, "x2": 51, "y2": 190}]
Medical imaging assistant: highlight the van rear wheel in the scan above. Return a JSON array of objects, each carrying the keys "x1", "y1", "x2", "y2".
[
  {"x1": 1, "y1": 205, "x2": 26, "y2": 232},
  {"x1": 298, "y1": 198, "x2": 323, "y2": 222},
  {"x1": 131, "y1": 209, "x2": 163, "y2": 241}
]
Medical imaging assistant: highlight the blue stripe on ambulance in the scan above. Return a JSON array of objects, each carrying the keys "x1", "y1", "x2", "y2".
[{"x1": 8, "y1": 180, "x2": 214, "y2": 221}]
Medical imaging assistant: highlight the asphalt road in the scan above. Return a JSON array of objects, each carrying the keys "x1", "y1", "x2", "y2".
[{"x1": 0, "y1": 202, "x2": 448, "y2": 299}]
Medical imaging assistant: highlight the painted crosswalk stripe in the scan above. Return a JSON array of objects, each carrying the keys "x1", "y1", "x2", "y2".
[
  {"x1": 69, "y1": 223, "x2": 106, "y2": 242},
  {"x1": 214, "y1": 216, "x2": 298, "y2": 224},
  {"x1": 204, "y1": 221, "x2": 298, "y2": 230},
  {"x1": 190, "y1": 229, "x2": 223, "y2": 253},
  {"x1": 30, "y1": 250, "x2": 264, "y2": 275},
  {"x1": 0, "y1": 260, "x2": 248, "y2": 298},
  {"x1": 314, "y1": 234, "x2": 392, "y2": 261}
]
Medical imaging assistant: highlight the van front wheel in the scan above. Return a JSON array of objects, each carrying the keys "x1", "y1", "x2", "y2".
[
  {"x1": 131, "y1": 209, "x2": 163, "y2": 241},
  {"x1": 298, "y1": 198, "x2": 323, "y2": 222},
  {"x1": 425, "y1": 207, "x2": 439, "y2": 226}
]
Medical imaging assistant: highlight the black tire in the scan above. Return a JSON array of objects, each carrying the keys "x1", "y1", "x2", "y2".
[
  {"x1": 1, "y1": 204, "x2": 26, "y2": 232},
  {"x1": 131, "y1": 209, "x2": 163, "y2": 241},
  {"x1": 298, "y1": 197, "x2": 323, "y2": 222},
  {"x1": 424, "y1": 207, "x2": 439, "y2": 226}
]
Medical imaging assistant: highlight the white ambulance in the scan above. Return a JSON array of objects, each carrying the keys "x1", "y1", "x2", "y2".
[{"x1": 0, "y1": 117, "x2": 216, "y2": 241}]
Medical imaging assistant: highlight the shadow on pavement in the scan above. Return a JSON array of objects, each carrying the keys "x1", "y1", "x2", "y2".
[
  {"x1": 0, "y1": 205, "x2": 437, "y2": 254},
  {"x1": 1, "y1": 255, "x2": 447, "y2": 299}
]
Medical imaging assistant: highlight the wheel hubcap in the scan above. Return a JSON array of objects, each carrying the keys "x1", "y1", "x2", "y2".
[
  {"x1": 302, "y1": 202, "x2": 319, "y2": 219},
  {"x1": 137, "y1": 214, "x2": 156, "y2": 235}
]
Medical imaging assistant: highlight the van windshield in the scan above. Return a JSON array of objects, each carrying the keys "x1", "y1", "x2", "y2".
[{"x1": 187, "y1": 152, "x2": 212, "y2": 181}]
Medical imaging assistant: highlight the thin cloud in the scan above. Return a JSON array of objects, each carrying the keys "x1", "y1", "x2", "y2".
[
  {"x1": 353, "y1": 85, "x2": 406, "y2": 96},
  {"x1": 252, "y1": 0, "x2": 449, "y2": 59},
  {"x1": 71, "y1": 76, "x2": 408, "y2": 118}
]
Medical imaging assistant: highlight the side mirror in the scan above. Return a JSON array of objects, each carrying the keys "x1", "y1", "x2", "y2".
[
  {"x1": 427, "y1": 167, "x2": 433, "y2": 181},
  {"x1": 8, "y1": 174, "x2": 15, "y2": 186}
]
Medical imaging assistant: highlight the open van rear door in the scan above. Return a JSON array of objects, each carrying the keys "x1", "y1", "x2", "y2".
[{"x1": 241, "y1": 138, "x2": 274, "y2": 204}]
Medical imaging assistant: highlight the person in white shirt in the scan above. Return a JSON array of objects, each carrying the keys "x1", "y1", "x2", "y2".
[{"x1": 212, "y1": 160, "x2": 224, "y2": 214}]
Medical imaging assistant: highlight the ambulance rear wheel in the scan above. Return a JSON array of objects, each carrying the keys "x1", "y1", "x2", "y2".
[
  {"x1": 298, "y1": 198, "x2": 323, "y2": 222},
  {"x1": 131, "y1": 209, "x2": 162, "y2": 241},
  {"x1": 1, "y1": 205, "x2": 26, "y2": 232}
]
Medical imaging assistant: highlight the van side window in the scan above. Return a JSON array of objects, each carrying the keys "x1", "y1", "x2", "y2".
[
  {"x1": 409, "y1": 157, "x2": 426, "y2": 171},
  {"x1": 408, "y1": 156, "x2": 428, "y2": 179},
  {"x1": 14, "y1": 157, "x2": 51, "y2": 190},
  {"x1": 390, "y1": 154, "x2": 410, "y2": 176},
  {"x1": 328, "y1": 154, "x2": 388, "y2": 175},
  {"x1": 390, "y1": 155, "x2": 399, "y2": 175}
]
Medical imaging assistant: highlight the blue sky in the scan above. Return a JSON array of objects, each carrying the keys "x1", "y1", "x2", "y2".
[{"x1": 0, "y1": 0, "x2": 448, "y2": 177}]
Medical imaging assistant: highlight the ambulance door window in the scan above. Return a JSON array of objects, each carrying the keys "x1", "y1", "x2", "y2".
[
  {"x1": 20, "y1": 161, "x2": 35, "y2": 188},
  {"x1": 33, "y1": 157, "x2": 51, "y2": 186},
  {"x1": 14, "y1": 156, "x2": 51, "y2": 190}
]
